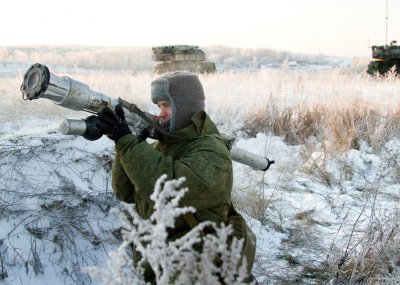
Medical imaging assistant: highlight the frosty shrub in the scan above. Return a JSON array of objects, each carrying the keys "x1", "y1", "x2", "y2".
[
  {"x1": 237, "y1": 99, "x2": 400, "y2": 154},
  {"x1": 85, "y1": 175, "x2": 252, "y2": 285},
  {"x1": 330, "y1": 209, "x2": 400, "y2": 285},
  {"x1": 326, "y1": 142, "x2": 400, "y2": 284},
  {"x1": 240, "y1": 103, "x2": 326, "y2": 145}
]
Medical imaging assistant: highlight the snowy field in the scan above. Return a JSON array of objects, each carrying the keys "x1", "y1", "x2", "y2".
[{"x1": 1, "y1": 61, "x2": 400, "y2": 284}]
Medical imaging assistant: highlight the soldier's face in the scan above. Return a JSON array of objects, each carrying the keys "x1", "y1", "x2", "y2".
[{"x1": 157, "y1": 100, "x2": 172, "y2": 123}]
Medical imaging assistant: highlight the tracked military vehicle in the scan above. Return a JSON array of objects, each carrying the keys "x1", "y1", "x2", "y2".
[
  {"x1": 152, "y1": 45, "x2": 216, "y2": 74},
  {"x1": 367, "y1": 40, "x2": 400, "y2": 76}
]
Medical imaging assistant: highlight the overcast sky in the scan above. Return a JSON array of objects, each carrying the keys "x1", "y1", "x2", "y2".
[{"x1": 2, "y1": 0, "x2": 399, "y2": 57}]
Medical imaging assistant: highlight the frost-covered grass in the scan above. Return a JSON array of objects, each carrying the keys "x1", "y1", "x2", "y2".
[{"x1": 1, "y1": 65, "x2": 400, "y2": 284}]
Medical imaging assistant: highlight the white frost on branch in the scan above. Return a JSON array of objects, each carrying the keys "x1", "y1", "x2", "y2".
[
  {"x1": 86, "y1": 174, "x2": 252, "y2": 285},
  {"x1": 85, "y1": 245, "x2": 146, "y2": 285}
]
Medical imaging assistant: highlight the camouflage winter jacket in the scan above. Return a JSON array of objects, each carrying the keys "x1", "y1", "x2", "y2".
[{"x1": 112, "y1": 111, "x2": 233, "y2": 234}]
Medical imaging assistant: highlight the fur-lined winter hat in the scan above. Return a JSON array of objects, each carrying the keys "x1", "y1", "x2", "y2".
[{"x1": 151, "y1": 71, "x2": 205, "y2": 131}]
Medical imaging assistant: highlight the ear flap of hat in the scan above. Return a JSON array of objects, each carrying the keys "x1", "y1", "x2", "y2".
[{"x1": 151, "y1": 78, "x2": 170, "y2": 104}]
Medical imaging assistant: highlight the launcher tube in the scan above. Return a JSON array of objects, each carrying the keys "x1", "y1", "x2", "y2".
[
  {"x1": 230, "y1": 146, "x2": 273, "y2": 171},
  {"x1": 21, "y1": 63, "x2": 273, "y2": 171},
  {"x1": 21, "y1": 63, "x2": 117, "y2": 113}
]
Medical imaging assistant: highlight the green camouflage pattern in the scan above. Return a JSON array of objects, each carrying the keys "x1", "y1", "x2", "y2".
[
  {"x1": 152, "y1": 45, "x2": 216, "y2": 74},
  {"x1": 112, "y1": 111, "x2": 233, "y2": 232},
  {"x1": 152, "y1": 45, "x2": 205, "y2": 62}
]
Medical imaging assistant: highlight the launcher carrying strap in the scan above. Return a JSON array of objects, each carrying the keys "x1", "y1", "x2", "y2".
[{"x1": 119, "y1": 98, "x2": 235, "y2": 148}]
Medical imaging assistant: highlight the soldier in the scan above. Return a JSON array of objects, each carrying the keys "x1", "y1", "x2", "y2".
[{"x1": 96, "y1": 71, "x2": 254, "y2": 283}]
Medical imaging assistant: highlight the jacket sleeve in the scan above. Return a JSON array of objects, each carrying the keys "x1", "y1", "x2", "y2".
[
  {"x1": 115, "y1": 134, "x2": 232, "y2": 212},
  {"x1": 115, "y1": 134, "x2": 174, "y2": 200},
  {"x1": 112, "y1": 148, "x2": 136, "y2": 203}
]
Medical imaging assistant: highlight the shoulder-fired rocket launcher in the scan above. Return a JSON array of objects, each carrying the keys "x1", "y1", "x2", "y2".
[{"x1": 20, "y1": 63, "x2": 273, "y2": 171}]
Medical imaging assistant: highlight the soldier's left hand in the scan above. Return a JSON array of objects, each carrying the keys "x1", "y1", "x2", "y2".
[{"x1": 96, "y1": 104, "x2": 131, "y2": 142}]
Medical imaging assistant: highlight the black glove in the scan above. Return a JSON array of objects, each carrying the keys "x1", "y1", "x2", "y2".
[
  {"x1": 96, "y1": 104, "x2": 131, "y2": 142},
  {"x1": 138, "y1": 127, "x2": 150, "y2": 141}
]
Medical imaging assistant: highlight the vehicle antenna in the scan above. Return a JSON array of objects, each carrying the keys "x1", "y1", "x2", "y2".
[{"x1": 385, "y1": 0, "x2": 388, "y2": 45}]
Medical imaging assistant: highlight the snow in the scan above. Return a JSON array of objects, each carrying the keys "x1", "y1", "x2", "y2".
[{"x1": 1, "y1": 64, "x2": 400, "y2": 284}]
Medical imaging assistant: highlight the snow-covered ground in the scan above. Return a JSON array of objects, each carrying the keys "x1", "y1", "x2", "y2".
[{"x1": 1, "y1": 62, "x2": 400, "y2": 284}]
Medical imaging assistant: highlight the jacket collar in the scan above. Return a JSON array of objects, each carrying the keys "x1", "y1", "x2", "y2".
[{"x1": 161, "y1": 111, "x2": 219, "y2": 143}]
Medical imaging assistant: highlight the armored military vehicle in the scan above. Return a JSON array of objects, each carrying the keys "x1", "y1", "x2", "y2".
[
  {"x1": 367, "y1": 40, "x2": 400, "y2": 76},
  {"x1": 152, "y1": 45, "x2": 216, "y2": 74}
]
